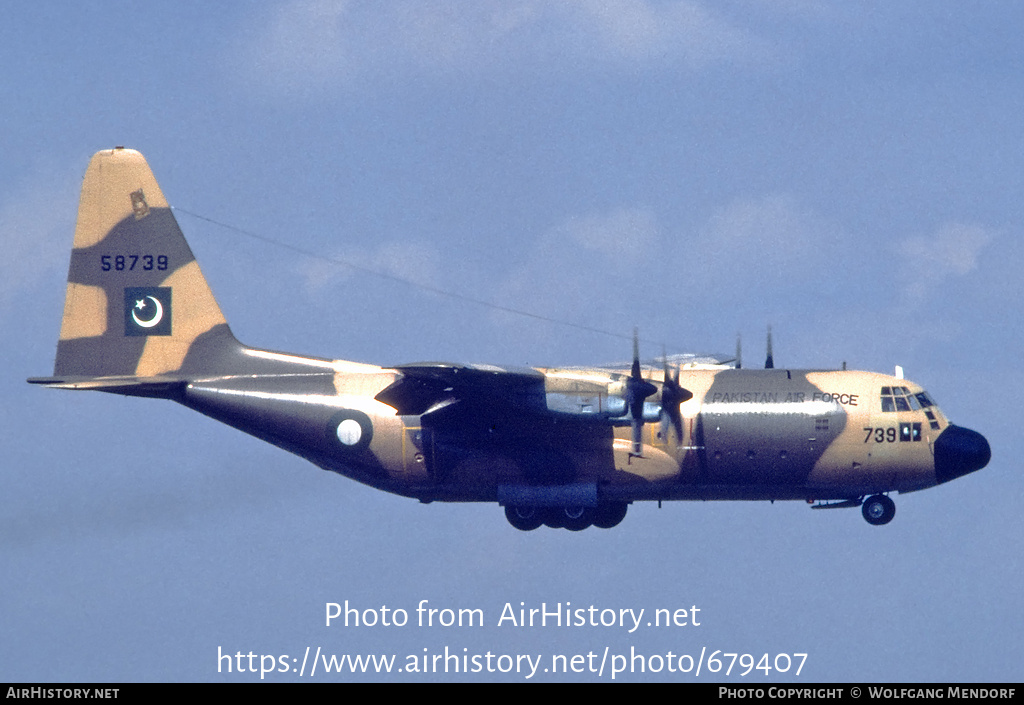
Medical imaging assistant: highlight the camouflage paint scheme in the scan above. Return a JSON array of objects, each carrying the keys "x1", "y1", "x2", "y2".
[{"x1": 30, "y1": 149, "x2": 991, "y2": 530}]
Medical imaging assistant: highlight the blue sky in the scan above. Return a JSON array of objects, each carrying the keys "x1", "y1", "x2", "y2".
[{"x1": 2, "y1": 1, "x2": 1021, "y2": 682}]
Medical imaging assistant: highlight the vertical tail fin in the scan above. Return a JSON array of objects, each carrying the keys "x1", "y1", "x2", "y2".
[{"x1": 46, "y1": 147, "x2": 239, "y2": 381}]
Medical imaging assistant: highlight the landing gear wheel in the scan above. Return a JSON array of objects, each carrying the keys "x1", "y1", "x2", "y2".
[
  {"x1": 563, "y1": 506, "x2": 592, "y2": 532},
  {"x1": 505, "y1": 505, "x2": 543, "y2": 531},
  {"x1": 541, "y1": 507, "x2": 566, "y2": 529},
  {"x1": 593, "y1": 502, "x2": 628, "y2": 529},
  {"x1": 862, "y1": 494, "x2": 896, "y2": 526}
]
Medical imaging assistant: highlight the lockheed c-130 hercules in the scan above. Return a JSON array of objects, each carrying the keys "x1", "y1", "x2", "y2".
[{"x1": 30, "y1": 148, "x2": 991, "y2": 531}]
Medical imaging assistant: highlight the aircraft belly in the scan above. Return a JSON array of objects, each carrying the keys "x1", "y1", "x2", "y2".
[
  {"x1": 426, "y1": 429, "x2": 617, "y2": 499},
  {"x1": 414, "y1": 403, "x2": 659, "y2": 501},
  {"x1": 181, "y1": 374, "x2": 418, "y2": 495}
]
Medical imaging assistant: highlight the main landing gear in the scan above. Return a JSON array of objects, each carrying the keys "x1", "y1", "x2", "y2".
[
  {"x1": 504, "y1": 502, "x2": 629, "y2": 531},
  {"x1": 861, "y1": 494, "x2": 896, "y2": 526}
]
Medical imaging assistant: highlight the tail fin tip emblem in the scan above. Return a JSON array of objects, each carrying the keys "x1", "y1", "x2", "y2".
[{"x1": 130, "y1": 189, "x2": 150, "y2": 219}]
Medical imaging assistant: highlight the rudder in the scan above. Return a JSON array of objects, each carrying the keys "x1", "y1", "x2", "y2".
[{"x1": 50, "y1": 147, "x2": 237, "y2": 379}]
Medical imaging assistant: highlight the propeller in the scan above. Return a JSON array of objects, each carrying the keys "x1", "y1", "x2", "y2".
[
  {"x1": 659, "y1": 349, "x2": 693, "y2": 445},
  {"x1": 765, "y1": 325, "x2": 774, "y2": 369},
  {"x1": 625, "y1": 329, "x2": 657, "y2": 457}
]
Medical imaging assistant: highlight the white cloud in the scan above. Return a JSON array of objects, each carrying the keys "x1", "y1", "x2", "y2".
[
  {"x1": 388, "y1": 1, "x2": 545, "y2": 70},
  {"x1": 572, "y1": 0, "x2": 768, "y2": 66},
  {"x1": 237, "y1": 0, "x2": 357, "y2": 91},
  {"x1": 488, "y1": 196, "x2": 847, "y2": 348},
  {"x1": 688, "y1": 193, "x2": 843, "y2": 296},
  {"x1": 562, "y1": 206, "x2": 661, "y2": 258},
  {"x1": 0, "y1": 164, "x2": 78, "y2": 310},
  {"x1": 230, "y1": 0, "x2": 778, "y2": 95},
  {"x1": 495, "y1": 206, "x2": 662, "y2": 326},
  {"x1": 900, "y1": 223, "x2": 995, "y2": 305}
]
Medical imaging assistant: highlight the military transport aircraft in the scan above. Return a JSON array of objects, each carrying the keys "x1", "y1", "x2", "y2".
[{"x1": 29, "y1": 148, "x2": 991, "y2": 530}]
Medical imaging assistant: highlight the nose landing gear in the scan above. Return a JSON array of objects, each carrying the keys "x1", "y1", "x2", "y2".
[{"x1": 861, "y1": 494, "x2": 896, "y2": 525}]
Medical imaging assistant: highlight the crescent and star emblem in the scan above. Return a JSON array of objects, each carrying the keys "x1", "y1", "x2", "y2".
[
  {"x1": 124, "y1": 287, "x2": 171, "y2": 336},
  {"x1": 131, "y1": 296, "x2": 164, "y2": 328}
]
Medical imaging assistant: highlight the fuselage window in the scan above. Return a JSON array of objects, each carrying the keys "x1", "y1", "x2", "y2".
[{"x1": 900, "y1": 422, "x2": 922, "y2": 442}]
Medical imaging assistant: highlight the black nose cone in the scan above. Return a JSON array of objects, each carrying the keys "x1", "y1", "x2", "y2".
[{"x1": 934, "y1": 424, "x2": 991, "y2": 484}]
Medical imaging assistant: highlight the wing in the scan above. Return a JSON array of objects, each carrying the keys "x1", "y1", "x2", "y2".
[
  {"x1": 374, "y1": 362, "x2": 549, "y2": 417},
  {"x1": 375, "y1": 362, "x2": 666, "y2": 425}
]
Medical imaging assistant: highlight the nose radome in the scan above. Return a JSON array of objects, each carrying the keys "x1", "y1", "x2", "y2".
[{"x1": 934, "y1": 424, "x2": 991, "y2": 484}]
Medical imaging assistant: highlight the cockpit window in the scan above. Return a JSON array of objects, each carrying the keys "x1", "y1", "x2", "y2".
[
  {"x1": 881, "y1": 386, "x2": 926, "y2": 413},
  {"x1": 880, "y1": 387, "x2": 941, "y2": 429}
]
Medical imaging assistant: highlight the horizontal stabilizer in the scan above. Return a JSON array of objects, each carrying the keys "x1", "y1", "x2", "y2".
[{"x1": 27, "y1": 375, "x2": 186, "y2": 398}]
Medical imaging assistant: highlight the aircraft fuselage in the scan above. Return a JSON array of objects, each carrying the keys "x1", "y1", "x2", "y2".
[{"x1": 176, "y1": 351, "x2": 988, "y2": 512}]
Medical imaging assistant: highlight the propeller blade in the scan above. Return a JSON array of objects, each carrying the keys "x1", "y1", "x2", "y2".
[
  {"x1": 659, "y1": 346, "x2": 674, "y2": 441},
  {"x1": 660, "y1": 352, "x2": 692, "y2": 445},
  {"x1": 625, "y1": 329, "x2": 657, "y2": 456},
  {"x1": 631, "y1": 327, "x2": 643, "y2": 380},
  {"x1": 765, "y1": 325, "x2": 774, "y2": 369}
]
